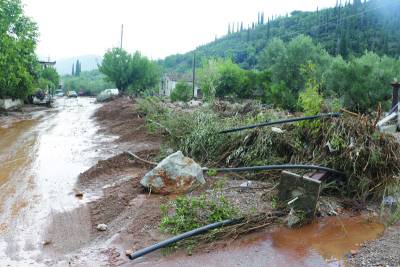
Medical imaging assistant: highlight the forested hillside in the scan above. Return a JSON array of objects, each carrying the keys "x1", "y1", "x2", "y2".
[{"x1": 159, "y1": 0, "x2": 400, "y2": 73}]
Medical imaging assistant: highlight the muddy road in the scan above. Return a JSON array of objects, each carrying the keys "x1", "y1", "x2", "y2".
[{"x1": 0, "y1": 98, "x2": 115, "y2": 265}]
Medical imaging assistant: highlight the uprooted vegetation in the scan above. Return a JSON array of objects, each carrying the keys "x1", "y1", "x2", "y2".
[
  {"x1": 133, "y1": 96, "x2": 400, "y2": 256},
  {"x1": 137, "y1": 96, "x2": 400, "y2": 202}
]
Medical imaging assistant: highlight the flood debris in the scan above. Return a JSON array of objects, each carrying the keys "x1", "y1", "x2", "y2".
[{"x1": 140, "y1": 151, "x2": 205, "y2": 194}]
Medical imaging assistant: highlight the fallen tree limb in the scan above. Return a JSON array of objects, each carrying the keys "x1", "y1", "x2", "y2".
[{"x1": 125, "y1": 151, "x2": 158, "y2": 166}]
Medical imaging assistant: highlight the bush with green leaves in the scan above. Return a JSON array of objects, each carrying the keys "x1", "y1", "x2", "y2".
[
  {"x1": 170, "y1": 81, "x2": 192, "y2": 102},
  {"x1": 324, "y1": 52, "x2": 400, "y2": 113},
  {"x1": 160, "y1": 194, "x2": 237, "y2": 234}
]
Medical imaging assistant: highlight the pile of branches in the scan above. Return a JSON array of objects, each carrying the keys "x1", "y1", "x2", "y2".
[
  {"x1": 138, "y1": 96, "x2": 400, "y2": 200},
  {"x1": 217, "y1": 116, "x2": 400, "y2": 200}
]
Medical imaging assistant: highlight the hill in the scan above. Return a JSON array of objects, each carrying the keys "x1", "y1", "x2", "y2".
[
  {"x1": 158, "y1": 0, "x2": 400, "y2": 73},
  {"x1": 55, "y1": 55, "x2": 101, "y2": 75}
]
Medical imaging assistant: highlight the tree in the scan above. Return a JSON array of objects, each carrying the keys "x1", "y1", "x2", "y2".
[
  {"x1": 0, "y1": 0, "x2": 39, "y2": 99},
  {"x1": 259, "y1": 35, "x2": 330, "y2": 95},
  {"x1": 99, "y1": 48, "x2": 133, "y2": 93},
  {"x1": 39, "y1": 67, "x2": 60, "y2": 93},
  {"x1": 215, "y1": 59, "x2": 245, "y2": 98},
  {"x1": 198, "y1": 58, "x2": 222, "y2": 101},
  {"x1": 75, "y1": 60, "x2": 81, "y2": 76},
  {"x1": 170, "y1": 81, "x2": 192, "y2": 102},
  {"x1": 324, "y1": 52, "x2": 400, "y2": 112},
  {"x1": 99, "y1": 48, "x2": 159, "y2": 94}
]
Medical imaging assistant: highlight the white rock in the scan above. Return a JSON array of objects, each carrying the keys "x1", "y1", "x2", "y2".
[
  {"x1": 240, "y1": 181, "x2": 252, "y2": 188},
  {"x1": 188, "y1": 100, "x2": 202, "y2": 108},
  {"x1": 140, "y1": 151, "x2": 205, "y2": 194},
  {"x1": 96, "y1": 224, "x2": 108, "y2": 231},
  {"x1": 271, "y1": 127, "x2": 284, "y2": 133}
]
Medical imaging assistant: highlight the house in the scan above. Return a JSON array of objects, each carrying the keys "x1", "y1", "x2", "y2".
[{"x1": 160, "y1": 73, "x2": 201, "y2": 98}]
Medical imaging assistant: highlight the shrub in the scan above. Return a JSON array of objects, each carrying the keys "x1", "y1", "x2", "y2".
[
  {"x1": 170, "y1": 81, "x2": 192, "y2": 102},
  {"x1": 160, "y1": 194, "x2": 237, "y2": 234}
]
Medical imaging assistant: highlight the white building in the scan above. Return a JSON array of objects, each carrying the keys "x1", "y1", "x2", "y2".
[{"x1": 160, "y1": 74, "x2": 200, "y2": 98}]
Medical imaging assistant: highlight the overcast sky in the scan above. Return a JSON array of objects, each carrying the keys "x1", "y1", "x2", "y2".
[{"x1": 22, "y1": 0, "x2": 338, "y2": 61}]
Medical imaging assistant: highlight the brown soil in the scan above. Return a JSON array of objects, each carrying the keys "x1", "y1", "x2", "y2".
[{"x1": 94, "y1": 97, "x2": 162, "y2": 145}]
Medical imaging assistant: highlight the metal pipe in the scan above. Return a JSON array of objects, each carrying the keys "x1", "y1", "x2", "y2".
[
  {"x1": 128, "y1": 218, "x2": 242, "y2": 260},
  {"x1": 219, "y1": 113, "x2": 341, "y2": 134},
  {"x1": 202, "y1": 164, "x2": 344, "y2": 176}
]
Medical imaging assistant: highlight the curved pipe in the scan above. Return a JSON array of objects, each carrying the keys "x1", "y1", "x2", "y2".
[
  {"x1": 203, "y1": 164, "x2": 344, "y2": 176},
  {"x1": 219, "y1": 112, "x2": 341, "y2": 134},
  {"x1": 128, "y1": 218, "x2": 242, "y2": 260}
]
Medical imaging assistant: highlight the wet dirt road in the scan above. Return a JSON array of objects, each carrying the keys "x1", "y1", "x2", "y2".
[{"x1": 0, "y1": 98, "x2": 114, "y2": 266}]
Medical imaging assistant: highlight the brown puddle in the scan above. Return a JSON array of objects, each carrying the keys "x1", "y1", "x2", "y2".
[
  {"x1": 271, "y1": 216, "x2": 384, "y2": 263},
  {"x1": 140, "y1": 215, "x2": 384, "y2": 267},
  {"x1": 0, "y1": 120, "x2": 37, "y2": 186}
]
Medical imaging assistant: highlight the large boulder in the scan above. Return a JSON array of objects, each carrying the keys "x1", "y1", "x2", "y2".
[{"x1": 140, "y1": 151, "x2": 205, "y2": 194}]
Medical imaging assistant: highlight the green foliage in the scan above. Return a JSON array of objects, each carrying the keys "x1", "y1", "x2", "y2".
[
  {"x1": 324, "y1": 52, "x2": 400, "y2": 112},
  {"x1": 38, "y1": 67, "x2": 60, "y2": 93},
  {"x1": 62, "y1": 70, "x2": 114, "y2": 95},
  {"x1": 215, "y1": 59, "x2": 245, "y2": 98},
  {"x1": 160, "y1": 194, "x2": 237, "y2": 234},
  {"x1": 298, "y1": 62, "x2": 324, "y2": 116},
  {"x1": 197, "y1": 58, "x2": 221, "y2": 102},
  {"x1": 158, "y1": 0, "x2": 400, "y2": 73},
  {"x1": 197, "y1": 58, "x2": 270, "y2": 101},
  {"x1": 0, "y1": 0, "x2": 39, "y2": 99},
  {"x1": 99, "y1": 48, "x2": 160, "y2": 94},
  {"x1": 74, "y1": 60, "x2": 81, "y2": 76},
  {"x1": 264, "y1": 82, "x2": 297, "y2": 111},
  {"x1": 207, "y1": 168, "x2": 218, "y2": 177},
  {"x1": 170, "y1": 81, "x2": 192, "y2": 102},
  {"x1": 259, "y1": 35, "x2": 329, "y2": 96}
]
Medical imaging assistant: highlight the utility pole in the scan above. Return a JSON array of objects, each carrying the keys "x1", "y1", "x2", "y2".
[
  {"x1": 120, "y1": 24, "x2": 124, "y2": 49},
  {"x1": 391, "y1": 80, "x2": 400, "y2": 112},
  {"x1": 192, "y1": 51, "x2": 196, "y2": 100}
]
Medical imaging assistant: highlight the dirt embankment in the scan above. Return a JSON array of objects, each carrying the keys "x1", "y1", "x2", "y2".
[{"x1": 71, "y1": 97, "x2": 169, "y2": 266}]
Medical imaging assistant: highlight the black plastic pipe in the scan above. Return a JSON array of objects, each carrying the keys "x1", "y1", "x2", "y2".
[
  {"x1": 203, "y1": 164, "x2": 344, "y2": 176},
  {"x1": 128, "y1": 218, "x2": 242, "y2": 260},
  {"x1": 219, "y1": 112, "x2": 341, "y2": 134}
]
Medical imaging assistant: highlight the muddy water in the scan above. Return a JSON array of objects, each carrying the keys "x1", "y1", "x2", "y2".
[
  {"x1": 138, "y1": 216, "x2": 384, "y2": 267},
  {"x1": 0, "y1": 98, "x2": 114, "y2": 265}
]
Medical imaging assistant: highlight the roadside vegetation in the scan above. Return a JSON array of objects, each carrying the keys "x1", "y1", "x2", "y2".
[
  {"x1": 0, "y1": 0, "x2": 60, "y2": 101},
  {"x1": 62, "y1": 70, "x2": 114, "y2": 96},
  {"x1": 192, "y1": 35, "x2": 400, "y2": 113},
  {"x1": 99, "y1": 48, "x2": 160, "y2": 95}
]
